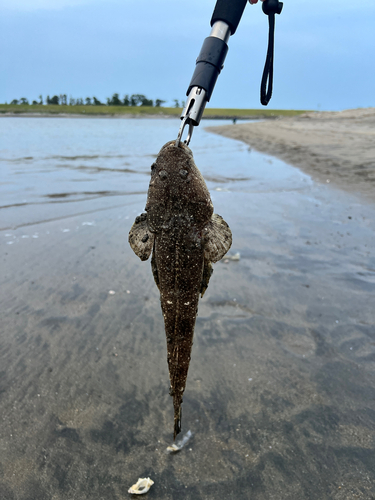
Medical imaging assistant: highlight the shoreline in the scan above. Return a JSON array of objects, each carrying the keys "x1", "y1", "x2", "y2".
[
  {"x1": 0, "y1": 112, "x2": 181, "y2": 119},
  {"x1": 0, "y1": 105, "x2": 308, "y2": 120},
  {"x1": 0, "y1": 113, "x2": 260, "y2": 120},
  {"x1": 207, "y1": 107, "x2": 375, "y2": 203}
]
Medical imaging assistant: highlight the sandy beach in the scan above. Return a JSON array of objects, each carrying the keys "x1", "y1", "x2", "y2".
[
  {"x1": 207, "y1": 108, "x2": 375, "y2": 202},
  {"x1": 1, "y1": 117, "x2": 375, "y2": 499}
]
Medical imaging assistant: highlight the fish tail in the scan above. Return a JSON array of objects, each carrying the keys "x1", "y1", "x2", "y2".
[{"x1": 173, "y1": 403, "x2": 182, "y2": 440}]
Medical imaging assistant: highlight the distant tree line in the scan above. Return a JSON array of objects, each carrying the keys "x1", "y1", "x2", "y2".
[{"x1": 8, "y1": 93, "x2": 184, "y2": 108}]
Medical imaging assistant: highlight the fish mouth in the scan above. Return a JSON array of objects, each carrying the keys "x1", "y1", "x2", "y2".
[{"x1": 159, "y1": 140, "x2": 194, "y2": 157}]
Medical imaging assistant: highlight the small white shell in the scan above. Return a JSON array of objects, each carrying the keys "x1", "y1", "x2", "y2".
[
  {"x1": 166, "y1": 443, "x2": 180, "y2": 453},
  {"x1": 166, "y1": 430, "x2": 193, "y2": 453},
  {"x1": 223, "y1": 252, "x2": 241, "y2": 261},
  {"x1": 128, "y1": 477, "x2": 154, "y2": 495}
]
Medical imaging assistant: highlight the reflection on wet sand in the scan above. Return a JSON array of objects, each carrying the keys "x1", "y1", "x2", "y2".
[{"x1": 0, "y1": 117, "x2": 375, "y2": 499}]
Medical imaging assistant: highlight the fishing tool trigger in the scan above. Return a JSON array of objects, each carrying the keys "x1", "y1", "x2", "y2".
[{"x1": 260, "y1": 0, "x2": 283, "y2": 106}]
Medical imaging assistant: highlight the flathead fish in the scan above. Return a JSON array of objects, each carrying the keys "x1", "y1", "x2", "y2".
[{"x1": 129, "y1": 140, "x2": 232, "y2": 439}]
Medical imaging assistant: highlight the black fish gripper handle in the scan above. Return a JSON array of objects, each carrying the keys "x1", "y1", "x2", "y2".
[{"x1": 211, "y1": 0, "x2": 248, "y2": 35}]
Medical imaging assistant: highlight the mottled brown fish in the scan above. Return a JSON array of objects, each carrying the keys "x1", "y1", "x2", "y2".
[{"x1": 129, "y1": 140, "x2": 232, "y2": 439}]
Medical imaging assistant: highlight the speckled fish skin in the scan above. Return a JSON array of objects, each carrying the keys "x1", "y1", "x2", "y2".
[{"x1": 129, "y1": 140, "x2": 232, "y2": 439}]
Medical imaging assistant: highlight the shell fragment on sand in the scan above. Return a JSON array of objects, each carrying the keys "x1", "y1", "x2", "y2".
[
  {"x1": 128, "y1": 477, "x2": 154, "y2": 495},
  {"x1": 223, "y1": 252, "x2": 240, "y2": 262},
  {"x1": 166, "y1": 429, "x2": 193, "y2": 453}
]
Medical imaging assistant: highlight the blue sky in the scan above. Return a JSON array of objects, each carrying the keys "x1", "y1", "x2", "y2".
[{"x1": 1, "y1": 0, "x2": 374, "y2": 110}]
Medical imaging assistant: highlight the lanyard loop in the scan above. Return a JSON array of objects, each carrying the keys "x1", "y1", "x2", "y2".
[{"x1": 260, "y1": 0, "x2": 283, "y2": 106}]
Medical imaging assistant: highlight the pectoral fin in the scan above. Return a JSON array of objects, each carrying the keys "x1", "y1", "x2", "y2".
[
  {"x1": 200, "y1": 261, "x2": 213, "y2": 297},
  {"x1": 203, "y1": 214, "x2": 232, "y2": 263},
  {"x1": 128, "y1": 213, "x2": 155, "y2": 261},
  {"x1": 151, "y1": 252, "x2": 159, "y2": 289}
]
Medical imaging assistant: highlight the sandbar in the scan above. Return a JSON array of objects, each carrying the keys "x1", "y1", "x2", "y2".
[{"x1": 207, "y1": 108, "x2": 375, "y2": 202}]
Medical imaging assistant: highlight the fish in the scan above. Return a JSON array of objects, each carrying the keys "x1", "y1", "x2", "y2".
[{"x1": 129, "y1": 140, "x2": 232, "y2": 439}]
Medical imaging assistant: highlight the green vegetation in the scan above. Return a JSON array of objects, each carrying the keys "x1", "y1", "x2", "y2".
[
  {"x1": 0, "y1": 103, "x2": 308, "y2": 119},
  {"x1": 2, "y1": 93, "x2": 309, "y2": 118},
  {"x1": 7, "y1": 93, "x2": 177, "y2": 108}
]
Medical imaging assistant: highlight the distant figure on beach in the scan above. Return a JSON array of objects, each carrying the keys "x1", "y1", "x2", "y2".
[{"x1": 232, "y1": 118, "x2": 237, "y2": 124}]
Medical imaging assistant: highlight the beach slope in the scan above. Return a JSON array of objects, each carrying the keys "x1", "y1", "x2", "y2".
[{"x1": 207, "y1": 108, "x2": 375, "y2": 202}]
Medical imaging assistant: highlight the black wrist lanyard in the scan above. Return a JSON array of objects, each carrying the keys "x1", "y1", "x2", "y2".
[{"x1": 260, "y1": 0, "x2": 283, "y2": 106}]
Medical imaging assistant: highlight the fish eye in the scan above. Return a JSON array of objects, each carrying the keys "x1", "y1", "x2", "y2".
[{"x1": 151, "y1": 163, "x2": 156, "y2": 172}]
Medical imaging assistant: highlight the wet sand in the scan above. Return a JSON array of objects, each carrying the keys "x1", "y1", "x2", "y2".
[
  {"x1": 207, "y1": 108, "x2": 375, "y2": 202},
  {"x1": 1, "y1": 118, "x2": 375, "y2": 499}
]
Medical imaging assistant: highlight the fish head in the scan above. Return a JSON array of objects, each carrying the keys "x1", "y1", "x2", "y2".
[{"x1": 146, "y1": 141, "x2": 213, "y2": 232}]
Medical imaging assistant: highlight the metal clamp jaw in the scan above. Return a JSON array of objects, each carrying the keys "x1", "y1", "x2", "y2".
[{"x1": 176, "y1": 87, "x2": 207, "y2": 146}]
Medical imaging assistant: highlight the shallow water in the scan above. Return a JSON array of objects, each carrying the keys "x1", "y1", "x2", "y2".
[
  {"x1": 1, "y1": 117, "x2": 375, "y2": 499},
  {"x1": 1, "y1": 117, "x2": 312, "y2": 230}
]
